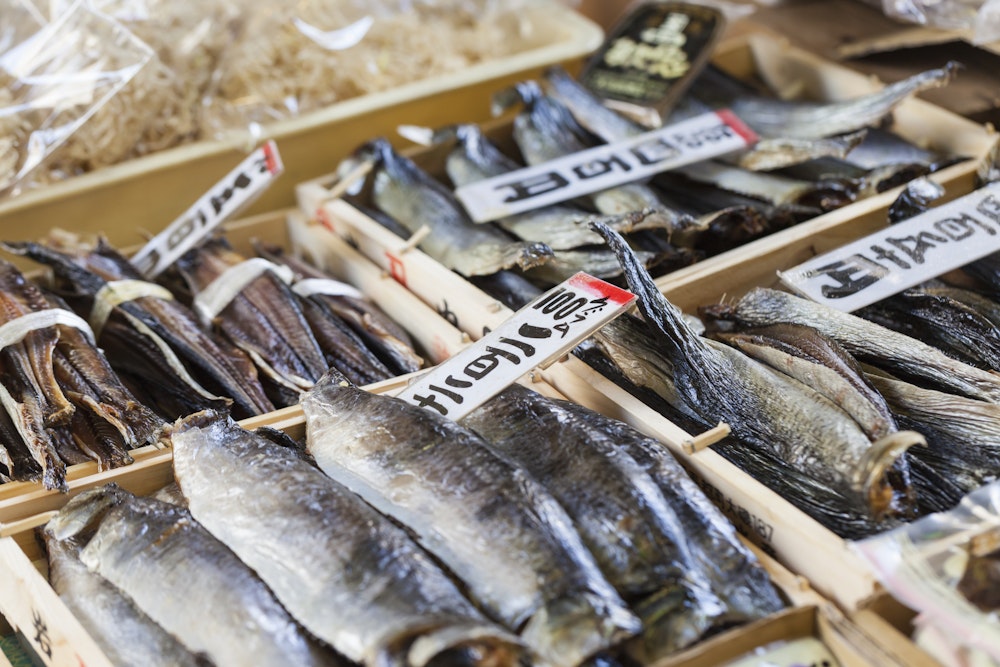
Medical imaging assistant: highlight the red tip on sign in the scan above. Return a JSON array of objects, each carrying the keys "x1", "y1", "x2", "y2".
[
  {"x1": 715, "y1": 109, "x2": 758, "y2": 146},
  {"x1": 263, "y1": 140, "x2": 283, "y2": 175},
  {"x1": 568, "y1": 272, "x2": 635, "y2": 305}
]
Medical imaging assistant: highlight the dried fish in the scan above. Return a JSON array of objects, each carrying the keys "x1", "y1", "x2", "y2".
[
  {"x1": 47, "y1": 484, "x2": 340, "y2": 667},
  {"x1": 543, "y1": 65, "x2": 866, "y2": 172},
  {"x1": 42, "y1": 531, "x2": 209, "y2": 667},
  {"x1": 676, "y1": 161, "x2": 855, "y2": 211},
  {"x1": 719, "y1": 287, "x2": 1000, "y2": 402},
  {"x1": 364, "y1": 138, "x2": 554, "y2": 277},
  {"x1": 888, "y1": 177, "x2": 945, "y2": 223},
  {"x1": 176, "y1": 238, "x2": 327, "y2": 407},
  {"x1": 590, "y1": 223, "x2": 921, "y2": 525},
  {"x1": 8, "y1": 239, "x2": 275, "y2": 420},
  {"x1": 254, "y1": 240, "x2": 423, "y2": 377},
  {"x1": 469, "y1": 270, "x2": 543, "y2": 311},
  {"x1": 172, "y1": 411, "x2": 524, "y2": 667},
  {"x1": 302, "y1": 372, "x2": 641, "y2": 667},
  {"x1": 462, "y1": 384, "x2": 784, "y2": 660},
  {"x1": 858, "y1": 290, "x2": 1000, "y2": 373},
  {"x1": 693, "y1": 62, "x2": 959, "y2": 139},
  {"x1": 497, "y1": 81, "x2": 696, "y2": 234},
  {"x1": 713, "y1": 323, "x2": 897, "y2": 440}
]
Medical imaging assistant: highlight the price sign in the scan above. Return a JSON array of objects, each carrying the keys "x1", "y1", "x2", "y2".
[
  {"x1": 396, "y1": 272, "x2": 635, "y2": 421},
  {"x1": 780, "y1": 183, "x2": 1000, "y2": 312},
  {"x1": 455, "y1": 110, "x2": 756, "y2": 223},
  {"x1": 131, "y1": 141, "x2": 283, "y2": 278}
]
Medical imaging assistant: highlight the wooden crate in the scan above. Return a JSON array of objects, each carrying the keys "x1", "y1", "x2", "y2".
[
  {"x1": 0, "y1": 377, "x2": 898, "y2": 667},
  {"x1": 852, "y1": 594, "x2": 940, "y2": 667},
  {"x1": 0, "y1": 5, "x2": 603, "y2": 253},
  {"x1": 296, "y1": 31, "x2": 996, "y2": 343},
  {"x1": 0, "y1": 208, "x2": 469, "y2": 525}
]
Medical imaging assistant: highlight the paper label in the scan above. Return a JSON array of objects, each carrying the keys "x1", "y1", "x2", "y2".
[
  {"x1": 455, "y1": 110, "x2": 756, "y2": 223},
  {"x1": 292, "y1": 278, "x2": 364, "y2": 301},
  {"x1": 779, "y1": 183, "x2": 1000, "y2": 312},
  {"x1": 131, "y1": 141, "x2": 283, "y2": 278},
  {"x1": 396, "y1": 272, "x2": 635, "y2": 420},
  {"x1": 90, "y1": 279, "x2": 175, "y2": 337},
  {"x1": 192, "y1": 258, "x2": 294, "y2": 325},
  {"x1": 0, "y1": 309, "x2": 95, "y2": 352},
  {"x1": 721, "y1": 637, "x2": 839, "y2": 667}
]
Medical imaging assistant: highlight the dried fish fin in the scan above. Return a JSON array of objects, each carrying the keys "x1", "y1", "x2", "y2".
[{"x1": 855, "y1": 431, "x2": 925, "y2": 518}]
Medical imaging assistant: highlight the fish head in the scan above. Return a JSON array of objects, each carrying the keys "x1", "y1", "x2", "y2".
[{"x1": 44, "y1": 483, "x2": 131, "y2": 541}]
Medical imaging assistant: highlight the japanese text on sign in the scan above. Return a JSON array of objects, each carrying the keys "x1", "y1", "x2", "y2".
[
  {"x1": 780, "y1": 183, "x2": 1000, "y2": 312},
  {"x1": 455, "y1": 110, "x2": 756, "y2": 223},
  {"x1": 131, "y1": 141, "x2": 283, "y2": 278},
  {"x1": 396, "y1": 272, "x2": 635, "y2": 421}
]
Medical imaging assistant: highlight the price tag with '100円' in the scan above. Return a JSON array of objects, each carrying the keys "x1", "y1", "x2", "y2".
[{"x1": 396, "y1": 272, "x2": 635, "y2": 421}]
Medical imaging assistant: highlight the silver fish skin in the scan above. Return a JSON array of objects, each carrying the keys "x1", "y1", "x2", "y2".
[
  {"x1": 461, "y1": 384, "x2": 747, "y2": 658},
  {"x1": 172, "y1": 411, "x2": 524, "y2": 667},
  {"x1": 676, "y1": 161, "x2": 855, "y2": 210},
  {"x1": 715, "y1": 323, "x2": 898, "y2": 440},
  {"x1": 727, "y1": 63, "x2": 958, "y2": 139},
  {"x1": 302, "y1": 373, "x2": 641, "y2": 667},
  {"x1": 51, "y1": 485, "x2": 339, "y2": 667},
  {"x1": 527, "y1": 246, "x2": 659, "y2": 284},
  {"x1": 590, "y1": 224, "x2": 920, "y2": 520},
  {"x1": 726, "y1": 287, "x2": 1000, "y2": 403},
  {"x1": 366, "y1": 139, "x2": 553, "y2": 277},
  {"x1": 43, "y1": 531, "x2": 209, "y2": 667}
]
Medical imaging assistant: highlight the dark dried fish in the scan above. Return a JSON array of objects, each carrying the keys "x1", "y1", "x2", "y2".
[
  {"x1": 590, "y1": 223, "x2": 921, "y2": 524},
  {"x1": 176, "y1": 238, "x2": 327, "y2": 407},
  {"x1": 8, "y1": 239, "x2": 275, "y2": 420},
  {"x1": 888, "y1": 177, "x2": 945, "y2": 222},
  {"x1": 303, "y1": 372, "x2": 641, "y2": 667},
  {"x1": 462, "y1": 384, "x2": 784, "y2": 661}
]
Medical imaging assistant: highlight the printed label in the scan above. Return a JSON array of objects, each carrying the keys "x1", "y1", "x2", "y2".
[
  {"x1": 131, "y1": 141, "x2": 283, "y2": 278},
  {"x1": 694, "y1": 477, "x2": 775, "y2": 546},
  {"x1": 780, "y1": 183, "x2": 1000, "y2": 312},
  {"x1": 396, "y1": 272, "x2": 635, "y2": 421},
  {"x1": 455, "y1": 111, "x2": 756, "y2": 223}
]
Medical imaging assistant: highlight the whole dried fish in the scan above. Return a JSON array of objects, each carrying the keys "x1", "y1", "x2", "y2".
[
  {"x1": 302, "y1": 372, "x2": 641, "y2": 667},
  {"x1": 254, "y1": 241, "x2": 423, "y2": 376},
  {"x1": 693, "y1": 62, "x2": 959, "y2": 139},
  {"x1": 42, "y1": 531, "x2": 209, "y2": 667},
  {"x1": 918, "y1": 284, "x2": 1000, "y2": 329},
  {"x1": 719, "y1": 287, "x2": 1000, "y2": 402},
  {"x1": 888, "y1": 177, "x2": 945, "y2": 223},
  {"x1": 712, "y1": 323, "x2": 897, "y2": 440},
  {"x1": 462, "y1": 384, "x2": 784, "y2": 660},
  {"x1": 543, "y1": 65, "x2": 867, "y2": 172},
  {"x1": 497, "y1": 81, "x2": 696, "y2": 234},
  {"x1": 47, "y1": 484, "x2": 340, "y2": 667},
  {"x1": 590, "y1": 223, "x2": 921, "y2": 523},
  {"x1": 176, "y1": 237, "x2": 327, "y2": 407},
  {"x1": 363, "y1": 138, "x2": 554, "y2": 277},
  {"x1": 172, "y1": 411, "x2": 524, "y2": 667},
  {"x1": 676, "y1": 161, "x2": 855, "y2": 211},
  {"x1": 858, "y1": 290, "x2": 1000, "y2": 373},
  {"x1": 8, "y1": 239, "x2": 275, "y2": 420}
]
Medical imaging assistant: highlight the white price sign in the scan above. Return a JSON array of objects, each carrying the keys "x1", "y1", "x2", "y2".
[
  {"x1": 396, "y1": 272, "x2": 635, "y2": 421},
  {"x1": 455, "y1": 110, "x2": 757, "y2": 223},
  {"x1": 780, "y1": 182, "x2": 1000, "y2": 312},
  {"x1": 131, "y1": 141, "x2": 284, "y2": 278}
]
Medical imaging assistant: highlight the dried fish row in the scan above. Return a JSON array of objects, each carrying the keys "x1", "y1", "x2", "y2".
[
  {"x1": 0, "y1": 260, "x2": 162, "y2": 491},
  {"x1": 302, "y1": 371, "x2": 789, "y2": 666}
]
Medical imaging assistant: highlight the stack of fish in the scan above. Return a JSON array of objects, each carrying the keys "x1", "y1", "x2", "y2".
[
  {"x1": 10, "y1": 233, "x2": 424, "y2": 420},
  {"x1": 0, "y1": 259, "x2": 162, "y2": 491},
  {"x1": 334, "y1": 61, "x2": 961, "y2": 309},
  {"x1": 41, "y1": 378, "x2": 786, "y2": 667},
  {"x1": 583, "y1": 180, "x2": 1000, "y2": 540}
]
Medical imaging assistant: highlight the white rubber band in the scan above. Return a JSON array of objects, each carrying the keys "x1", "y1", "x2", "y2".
[
  {"x1": 0, "y1": 309, "x2": 96, "y2": 350},
  {"x1": 90, "y1": 279, "x2": 175, "y2": 338},
  {"x1": 292, "y1": 278, "x2": 364, "y2": 301},
  {"x1": 193, "y1": 258, "x2": 294, "y2": 326}
]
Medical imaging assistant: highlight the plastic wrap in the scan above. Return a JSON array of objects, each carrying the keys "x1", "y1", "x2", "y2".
[
  {"x1": 867, "y1": 0, "x2": 1000, "y2": 44},
  {"x1": 0, "y1": 0, "x2": 151, "y2": 194},
  {"x1": 853, "y1": 481, "x2": 1000, "y2": 666}
]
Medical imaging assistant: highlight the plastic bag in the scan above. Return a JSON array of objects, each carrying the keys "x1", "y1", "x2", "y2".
[
  {"x1": 868, "y1": 0, "x2": 1000, "y2": 44},
  {"x1": 853, "y1": 481, "x2": 1000, "y2": 666},
  {"x1": 0, "y1": 0, "x2": 151, "y2": 194}
]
